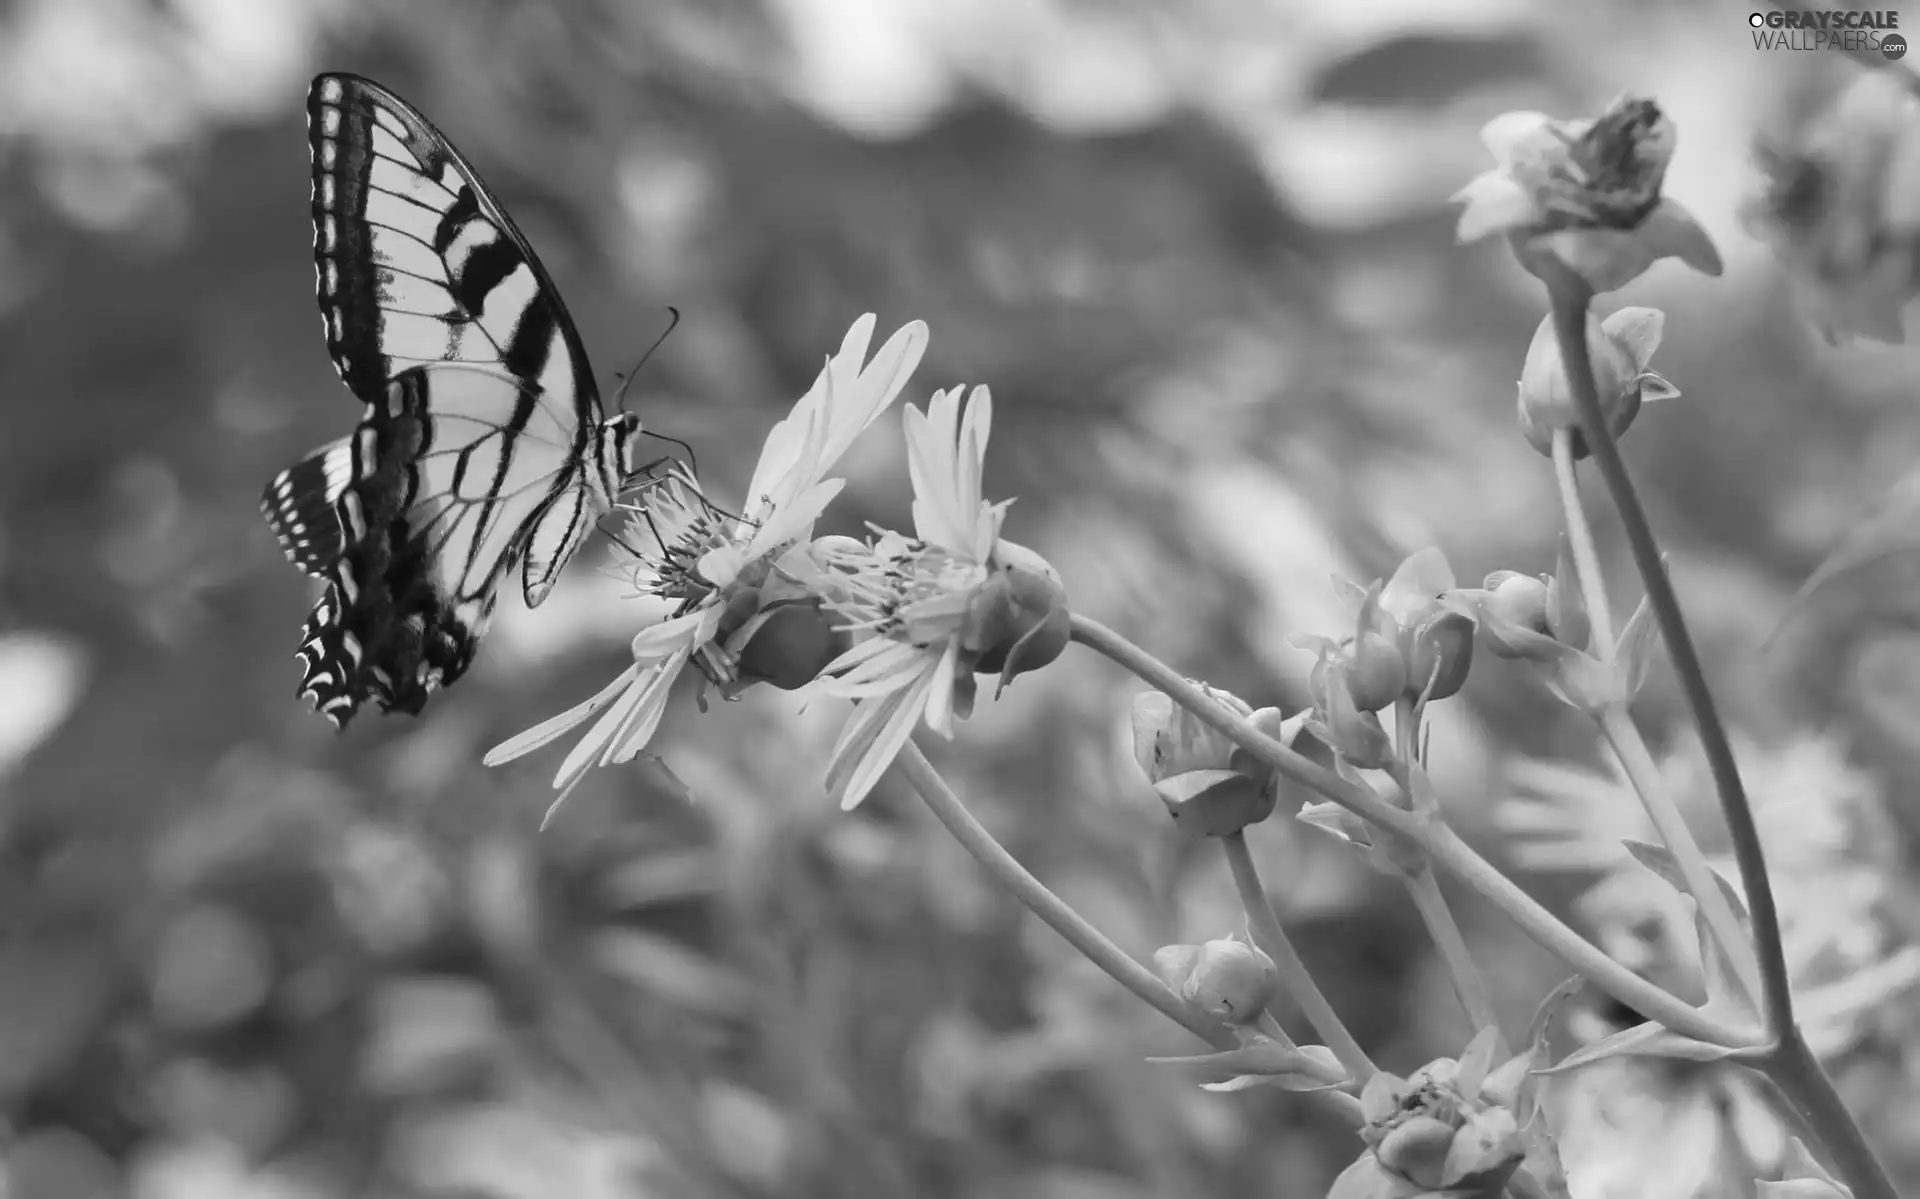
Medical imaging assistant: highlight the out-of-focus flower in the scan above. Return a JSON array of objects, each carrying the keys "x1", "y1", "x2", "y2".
[
  {"x1": 1331, "y1": 1028, "x2": 1529, "y2": 1199},
  {"x1": 1130, "y1": 687, "x2": 1303, "y2": 835},
  {"x1": 815, "y1": 385, "x2": 1070, "y2": 809},
  {"x1": 1153, "y1": 936, "x2": 1279, "y2": 1025},
  {"x1": 1759, "y1": 1137, "x2": 1855, "y2": 1198},
  {"x1": 1498, "y1": 730, "x2": 1919, "y2": 1065},
  {"x1": 1516, "y1": 307, "x2": 1679, "y2": 460},
  {"x1": 1454, "y1": 96, "x2": 1723, "y2": 294},
  {"x1": 483, "y1": 314, "x2": 929, "y2": 821},
  {"x1": 1746, "y1": 71, "x2": 1920, "y2": 344}
]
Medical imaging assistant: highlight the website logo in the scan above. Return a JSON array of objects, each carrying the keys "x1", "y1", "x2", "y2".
[{"x1": 1749, "y1": 9, "x2": 1904, "y2": 57}]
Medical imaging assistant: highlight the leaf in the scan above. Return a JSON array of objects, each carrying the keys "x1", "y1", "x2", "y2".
[
  {"x1": 1600, "y1": 306, "x2": 1665, "y2": 366},
  {"x1": 1620, "y1": 840, "x2": 1750, "y2": 924},
  {"x1": 1532, "y1": 1017, "x2": 1765, "y2": 1075},
  {"x1": 1612, "y1": 591, "x2": 1664, "y2": 700},
  {"x1": 1148, "y1": 1040, "x2": 1349, "y2": 1092}
]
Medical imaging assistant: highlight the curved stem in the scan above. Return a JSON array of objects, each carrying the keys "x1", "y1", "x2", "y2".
[
  {"x1": 1552, "y1": 428, "x2": 1615, "y2": 661},
  {"x1": 1761, "y1": 1033, "x2": 1901, "y2": 1199},
  {"x1": 897, "y1": 739, "x2": 1236, "y2": 1050},
  {"x1": 1221, "y1": 831, "x2": 1375, "y2": 1081},
  {"x1": 1072, "y1": 613, "x2": 1759, "y2": 1049},
  {"x1": 1544, "y1": 277, "x2": 1794, "y2": 1037}
]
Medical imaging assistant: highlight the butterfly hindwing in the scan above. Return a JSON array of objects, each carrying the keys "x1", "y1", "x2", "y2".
[{"x1": 287, "y1": 366, "x2": 588, "y2": 726}]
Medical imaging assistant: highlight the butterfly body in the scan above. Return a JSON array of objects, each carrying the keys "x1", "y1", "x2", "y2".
[{"x1": 263, "y1": 73, "x2": 640, "y2": 728}]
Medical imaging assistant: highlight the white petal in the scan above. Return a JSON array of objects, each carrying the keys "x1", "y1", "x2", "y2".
[
  {"x1": 829, "y1": 665, "x2": 939, "y2": 810},
  {"x1": 1478, "y1": 110, "x2": 1552, "y2": 168},
  {"x1": 483, "y1": 664, "x2": 641, "y2": 765},
  {"x1": 631, "y1": 609, "x2": 711, "y2": 663},
  {"x1": 922, "y1": 639, "x2": 960, "y2": 737},
  {"x1": 602, "y1": 647, "x2": 692, "y2": 765},
  {"x1": 1453, "y1": 173, "x2": 1536, "y2": 243}
]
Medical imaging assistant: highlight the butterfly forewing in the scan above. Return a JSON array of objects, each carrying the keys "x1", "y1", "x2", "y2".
[{"x1": 267, "y1": 72, "x2": 626, "y2": 728}]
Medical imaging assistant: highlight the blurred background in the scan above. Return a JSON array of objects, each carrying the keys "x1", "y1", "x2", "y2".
[{"x1": 5, "y1": 1, "x2": 1920, "y2": 1196}]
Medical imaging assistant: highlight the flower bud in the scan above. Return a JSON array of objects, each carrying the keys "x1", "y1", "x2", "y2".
[
  {"x1": 1131, "y1": 688, "x2": 1278, "y2": 835},
  {"x1": 965, "y1": 539, "x2": 1070, "y2": 694},
  {"x1": 1312, "y1": 656, "x2": 1395, "y2": 770},
  {"x1": 1481, "y1": 572, "x2": 1549, "y2": 634},
  {"x1": 1403, "y1": 608, "x2": 1475, "y2": 703},
  {"x1": 1516, "y1": 308, "x2": 1678, "y2": 460},
  {"x1": 1154, "y1": 937, "x2": 1279, "y2": 1025},
  {"x1": 730, "y1": 598, "x2": 852, "y2": 692},
  {"x1": 1345, "y1": 630, "x2": 1406, "y2": 713}
]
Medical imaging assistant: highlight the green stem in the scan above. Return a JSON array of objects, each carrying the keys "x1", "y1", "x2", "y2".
[
  {"x1": 1221, "y1": 831, "x2": 1375, "y2": 1081},
  {"x1": 1552, "y1": 428, "x2": 1615, "y2": 661},
  {"x1": 1072, "y1": 613, "x2": 1760, "y2": 1050},
  {"x1": 897, "y1": 739, "x2": 1235, "y2": 1049},
  {"x1": 1543, "y1": 276, "x2": 1795, "y2": 1037},
  {"x1": 1405, "y1": 865, "x2": 1506, "y2": 1055},
  {"x1": 1597, "y1": 707, "x2": 1763, "y2": 1008},
  {"x1": 1391, "y1": 698, "x2": 1504, "y2": 1052},
  {"x1": 1762, "y1": 1033, "x2": 1901, "y2": 1199}
]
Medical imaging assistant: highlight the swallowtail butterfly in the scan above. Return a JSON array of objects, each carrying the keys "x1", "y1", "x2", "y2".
[{"x1": 262, "y1": 72, "x2": 641, "y2": 727}]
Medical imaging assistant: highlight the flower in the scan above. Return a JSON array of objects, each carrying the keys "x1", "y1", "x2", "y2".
[
  {"x1": 814, "y1": 385, "x2": 1070, "y2": 810},
  {"x1": 1746, "y1": 71, "x2": 1920, "y2": 344},
  {"x1": 1301, "y1": 548, "x2": 1475, "y2": 741},
  {"x1": 1454, "y1": 96, "x2": 1723, "y2": 293},
  {"x1": 482, "y1": 314, "x2": 929, "y2": 822},
  {"x1": 1331, "y1": 1028, "x2": 1530, "y2": 1199},
  {"x1": 1497, "y1": 730, "x2": 1919, "y2": 1063},
  {"x1": 1516, "y1": 307, "x2": 1679, "y2": 460}
]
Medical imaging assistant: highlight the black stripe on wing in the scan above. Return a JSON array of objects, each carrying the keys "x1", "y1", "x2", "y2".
[
  {"x1": 288, "y1": 369, "x2": 495, "y2": 727},
  {"x1": 306, "y1": 72, "x2": 600, "y2": 424}
]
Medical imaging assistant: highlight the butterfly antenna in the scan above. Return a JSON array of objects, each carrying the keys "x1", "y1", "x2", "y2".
[{"x1": 612, "y1": 306, "x2": 681, "y2": 414}]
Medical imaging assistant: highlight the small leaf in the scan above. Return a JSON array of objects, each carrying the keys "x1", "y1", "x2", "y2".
[
  {"x1": 1620, "y1": 840, "x2": 1749, "y2": 924},
  {"x1": 1612, "y1": 591, "x2": 1664, "y2": 699},
  {"x1": 1601, "y1": 306, "x2": 1666, "y2": 366},
  {"x1": 1531, "y1": 1018, "x2": 1766, "y2": 1075},
  {"x1": 1149, "y1": 1040, "x2": 1348, "y2": 1091}
]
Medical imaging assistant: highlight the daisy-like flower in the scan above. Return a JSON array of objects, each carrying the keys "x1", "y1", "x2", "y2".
[
  {"x1": 483, "y1": 314, "x2": 929, "y2": 822},
  {"x1": 1454, "y1": 95, "x2": 1723, "y2": 294},
  {"x1": 813, "y1": 385, "x2": 1070, "y2": 810},
  {"x1": 1746, "y1": 70, "x2": 1920, "y2": 344}
]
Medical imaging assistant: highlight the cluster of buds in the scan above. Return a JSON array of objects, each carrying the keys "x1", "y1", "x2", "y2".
[
  {"x1": 1300, "y1": 549, "x2": 1475, "y2": 770},
  {"x1": 1331, "y1": 1029, "x2": 1533, "y2": 1199}
]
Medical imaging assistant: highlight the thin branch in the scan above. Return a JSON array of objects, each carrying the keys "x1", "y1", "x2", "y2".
[
  {"x1": 1543, "y1": 276, "x2": 1794, "y2": 1037},
  {"x1": 1071, "y1": 612, "x2": 1761, "y2": 1050},
  {"x1": 896, "y1": 739, "x2": 1236, "y2": 1049},
  {"x1": 1221, "y1": 830, "x2": 1375, "y2": 1081}
]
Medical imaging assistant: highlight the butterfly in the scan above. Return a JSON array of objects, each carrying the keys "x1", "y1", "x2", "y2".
[{"x1": 261, "y1": 72, "x2": 645, "y2": 728}]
